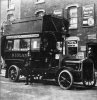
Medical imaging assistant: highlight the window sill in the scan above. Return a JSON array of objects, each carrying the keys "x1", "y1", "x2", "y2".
[
  {"x1": 35, "y1": 1, "x2": 45, "y2": 5},
  {"x1": 7, "y1": 8, "x2": 15, "y2": 12}
]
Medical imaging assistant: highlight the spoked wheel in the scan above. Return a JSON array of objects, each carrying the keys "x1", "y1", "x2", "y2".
[
  {"x1": 58, "y1": 70, "x2": 73, "y2": 90},
  {"x1": 83, "y1": 74, "x2": 96, "y2": 88},
  {"x1": 8, "y1": 65, "x2": 20, "y2": 82}
]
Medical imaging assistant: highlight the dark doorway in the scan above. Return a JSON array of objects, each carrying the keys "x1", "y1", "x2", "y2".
[{"x1": 86, "y1": 42, "x2": 97, "y2": 70}]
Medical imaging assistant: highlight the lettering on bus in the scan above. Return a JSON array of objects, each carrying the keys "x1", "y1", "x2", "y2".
[
  {"x1": 6, "y1": 34, "x2": 39, "y2": 39},
  {"x1": 12, "y1": 53, "x2": 28, "y2": 58}
]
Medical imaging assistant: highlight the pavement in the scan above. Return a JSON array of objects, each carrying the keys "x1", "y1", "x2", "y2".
[
  {"x1": 0, "y1": 69, "x2": 25, "y2": 79},
  {"x1": 0, "y1": 69, "x2": 6, "y2": 77}
]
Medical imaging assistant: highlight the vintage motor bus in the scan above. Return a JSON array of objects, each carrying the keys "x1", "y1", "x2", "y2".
[{"x1": 1, "y1": 14, "x2": 96, "y2": 89}]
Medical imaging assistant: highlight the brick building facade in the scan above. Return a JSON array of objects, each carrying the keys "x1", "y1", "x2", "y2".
[
  {"x1": 0, "y1": 0, "x2": 8, "y2": 33},
  {"x1": 0, "y1": 0, "x2": 21, "y2": 56},
  {"x1": 1, "y1": 0, "x2": 97, "y2": 59},
  {"x1": 0, "y1": 0, "x2": 21, "y2": 34},
  {"x1": 0, "y1": 0, "x2": 8, "y2": 56},
  {"x1": 20, "y1": 0, "x2": 97, "y2": 59}
]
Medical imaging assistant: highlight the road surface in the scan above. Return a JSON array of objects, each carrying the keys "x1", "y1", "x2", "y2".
[{"x1": 0, "y1": 75, "x2": 97, "y2": 100}]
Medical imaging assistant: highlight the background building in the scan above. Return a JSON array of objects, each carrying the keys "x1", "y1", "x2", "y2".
[
  {"x1": 0, "y1": 0, "x2": 21, "y2": 35},
  {"x1": 20, "y1": 0, "x2": 97, "y2": 59},
  {"x1": 0, "y1": 0, "x2": 8, "y2": 57},
  {"x1": 1, "y1": 0, "x2": 97, "y2": 59},
  {"x1": 7, "y1": 0, "x2": 21, "y2": 21},
  {"x1": 0, "y1": 0, "x2": 21, "y2": 26},
  {"x1": 0, "y1": 0, "x2": 8, "y2": 34},
  {"x1": 0, "y1": 0, "x2": 21, "y2": 57}
]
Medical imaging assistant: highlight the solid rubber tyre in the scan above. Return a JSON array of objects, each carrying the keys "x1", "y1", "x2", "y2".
[
  {"x1": 8, "y1": 65, "x2": 20, "y2": 82},
  {"x1": 58, "y1": 70, "x2": 73, "y2": 90}
]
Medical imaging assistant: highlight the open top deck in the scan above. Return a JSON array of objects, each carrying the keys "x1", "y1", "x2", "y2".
[{"x1": 4, "y1": 14, "x2": 69, "y2": 36}]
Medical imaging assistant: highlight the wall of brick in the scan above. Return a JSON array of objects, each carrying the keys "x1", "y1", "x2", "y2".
[
  {"x1": 7, "y1": 0, "x2": 21, "y2": 20},
  {"x1": 0, "y1": 0, "x2": 8, "y2": 56},
  {"x1": 20, "y1": 0, "x2": 97, "y2": 58},
  {"x1": 0, "y1": 0, "x2": 8, "y2": 26},
  {"x1": 1, "y1": 0, "x2": 97, "y2": 58}
]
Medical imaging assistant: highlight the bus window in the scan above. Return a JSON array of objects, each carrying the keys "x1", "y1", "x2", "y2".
[
  {"x1": 31, "y1": 38, "x2": 40, "y2": 51},
  {"x1": 13, "y1": 39, "x2": 20, "y2": 50},
  {"x1": 20, "y1": 39, "x2": 30, "y2": 50},
  {"x1": 6, "y1": 40, "x2": 14, "y2": 50}
]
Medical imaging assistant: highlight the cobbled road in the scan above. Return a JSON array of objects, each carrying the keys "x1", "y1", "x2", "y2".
[{"x1": 0, "y1": 76, "x2": 97, "y2": 100}]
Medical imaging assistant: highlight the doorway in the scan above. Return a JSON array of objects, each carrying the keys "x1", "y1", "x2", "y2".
[{"x1": 86, "y1": 42, "x2": 97, "y2": 70}]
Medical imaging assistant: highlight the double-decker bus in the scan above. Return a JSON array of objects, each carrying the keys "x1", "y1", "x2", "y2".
[{"x1": 1, "y1": 14, "x2": 96, "y2": 89}]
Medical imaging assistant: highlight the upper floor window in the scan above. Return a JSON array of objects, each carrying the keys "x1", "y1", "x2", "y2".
[
  {"x1": 7, "y1": 0, "x2": 15, "y2": 12},
  {"x1": 66, "y1": 5, "x2": 78, "y2": 29},
  {"x1": 7, "y1": 14, "x2": 14, "y2": 21},
  {"x1": 8, "y1": 0, "x2": 12, "y2": 8}
]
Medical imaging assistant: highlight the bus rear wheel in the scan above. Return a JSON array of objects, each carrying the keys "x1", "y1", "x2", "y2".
[{"x1": 8, "y1": 65, "x2": 20, "y2": 82}]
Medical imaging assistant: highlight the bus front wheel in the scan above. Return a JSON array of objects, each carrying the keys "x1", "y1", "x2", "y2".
[{"x1": 58, "y1": 70, "x2": 73, "y2": 90}]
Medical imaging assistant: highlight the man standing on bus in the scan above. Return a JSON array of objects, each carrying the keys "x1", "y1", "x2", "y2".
[{"x1": 24, "y1": 50, "x2": 33, "y2": 85}]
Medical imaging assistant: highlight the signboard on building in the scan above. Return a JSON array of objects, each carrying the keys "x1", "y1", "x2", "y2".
[
  {"x1": 53, "y1": 9, "x2": 63, "y2": 16},
  {"x1": 76, "y1": 52, "x2": 85, "y2": 59},
  {"x1": 80, "y1": 46, "x2": 86, "y2": 51},
  {"x1": 82, "y1": 4, "x2": 94, "y2": 27},
  {"x1": 67, "y1": 40, "x2": 78, "y2": 47},
  {"x1": 88, "y1": 34, "x2": 96, "y2": 39},
  {"x1": 6, "y1": 34, "x2": 39, "y2": 39}
]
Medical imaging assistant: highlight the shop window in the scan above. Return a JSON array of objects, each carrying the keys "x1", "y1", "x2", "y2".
[
  {"x1": 35, "y1": 10, "x2": 45, "y2": 17},
  {"x1": 20, "y1": 39, "x2": 30, "y2": 50},
  {"x1": 67, "y1": 6, "x2": 78, "y2": 29},
  {"x1": 66, "y1": 37, "x2": 79, "y2": 56},
  {"x1": 31, "y1": 38, "x2": 40, "y2": 51}
]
